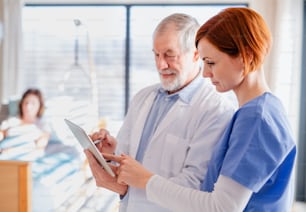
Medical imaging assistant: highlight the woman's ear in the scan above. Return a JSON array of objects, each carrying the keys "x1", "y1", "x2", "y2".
[
  {"x1": 246, "y1": 47, "x2": 254, "y2": 65},
  {"x1": 241, "y1": 47, "x2": 255, "y2": 75}
]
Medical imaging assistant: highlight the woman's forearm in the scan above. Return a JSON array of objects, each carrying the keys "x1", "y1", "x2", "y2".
[{"x1": 146, "y1": 175, "x2": 252, "y2": 212}]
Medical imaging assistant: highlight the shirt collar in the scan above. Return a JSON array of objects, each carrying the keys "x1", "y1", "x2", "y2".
[{"x1": 158, "y1": 73, "x2": 204, "y2": 104}]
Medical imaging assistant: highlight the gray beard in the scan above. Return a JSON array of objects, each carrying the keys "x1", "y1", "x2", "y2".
[{"x1": 160, "y1": 75, "x2": 182, "y2": 92}]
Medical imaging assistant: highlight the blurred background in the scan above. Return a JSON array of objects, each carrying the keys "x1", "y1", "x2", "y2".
[{"x1": 0, "y1": 0, "x2": 305, "y2": 211}]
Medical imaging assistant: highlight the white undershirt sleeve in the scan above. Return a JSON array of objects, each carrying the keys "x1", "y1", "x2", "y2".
[{"x1": 146, "y1": 174, "x2": 252, "y2": 212}]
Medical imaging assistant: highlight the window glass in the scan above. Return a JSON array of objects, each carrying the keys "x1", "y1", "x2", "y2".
[
  {"x1": 22, "y1": 4, "x2": 244, "y2": 122},
  {"x1": 22, "y1": 6, "x2": 126, "y2": 120}
]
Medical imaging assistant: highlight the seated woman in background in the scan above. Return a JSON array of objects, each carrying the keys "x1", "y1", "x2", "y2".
[{"x1": 0, "y1": 88, "x2": 50, "y2": 150}]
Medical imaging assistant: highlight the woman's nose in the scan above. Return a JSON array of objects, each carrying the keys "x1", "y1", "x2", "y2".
[{"x1": 202, "y1": 66, "x2": 212, "y2": 78}]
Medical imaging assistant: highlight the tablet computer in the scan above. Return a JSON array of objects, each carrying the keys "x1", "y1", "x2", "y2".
[{"x1": 64, "y1": 118, "x2": 115, "y2": 177}]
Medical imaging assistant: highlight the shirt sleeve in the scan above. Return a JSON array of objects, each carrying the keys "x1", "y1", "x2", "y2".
[
  {"x1": 146, "y1": 174, "x2": 252, "y2": 212},
  {"x1": 220, "y1": 110, "x2": 294, "y2": 192}
]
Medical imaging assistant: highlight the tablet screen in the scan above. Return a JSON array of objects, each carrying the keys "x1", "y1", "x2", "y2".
[{"x1": 64, "y1": 118, "x2": 115, "y2": 177}]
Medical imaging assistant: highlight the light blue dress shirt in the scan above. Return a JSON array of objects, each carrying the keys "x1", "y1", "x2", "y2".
[{"x1": 135, "y1": 75, "x2": 202, "y2": 162}]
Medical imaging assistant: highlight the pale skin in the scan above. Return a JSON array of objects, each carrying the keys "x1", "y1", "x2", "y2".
[
  {"x1": 21, "y1": 94, "x2": 41, "y2": 124},
  {"x1": 84, "y1": 150, "x2": 128, "y2": 195},
  {"x1": 153, "y1": 24, "x2": 200, "y2": 94},
  {"x1": 197, "y1": 38, "x2": 270, "y2": 107},
  {"x1": 98, "y1": 37, "x2": 271, "y2": 189},
  {"x1": 22, "y1": 94, "x2": 50, "y2": 148},
  {"x1": 103, "y1": 153, "x2": 153, "y2": 189},
  {"x1": 90, "y1": 128, "x2": 117, "y2": 154}
]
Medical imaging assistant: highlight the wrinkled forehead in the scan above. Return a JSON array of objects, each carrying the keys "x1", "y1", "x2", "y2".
[{"x1": 153, "y1": 30, "x2": 181, "y2": 53}]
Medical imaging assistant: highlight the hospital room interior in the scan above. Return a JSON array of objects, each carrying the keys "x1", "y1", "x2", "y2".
[{"x1": 0, "y1": 0, "x2": 306, "y2": 211}]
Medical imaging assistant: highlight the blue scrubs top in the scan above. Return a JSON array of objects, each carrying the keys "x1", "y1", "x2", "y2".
[{"x1": 201, "y1": 92, "x2": 296, "y2": 212}]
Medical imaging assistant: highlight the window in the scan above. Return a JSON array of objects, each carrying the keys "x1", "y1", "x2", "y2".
[
  {"x1": 22, "y1": 4, "x2": 245, "y2": 123},
  {"x1": 22, "y1": 5, "x2": 126, "y2": 121}
]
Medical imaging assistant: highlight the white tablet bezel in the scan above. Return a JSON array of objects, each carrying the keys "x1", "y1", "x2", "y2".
[{"x1": 64, "y1": 118, "x2": 115, "y2": 177}]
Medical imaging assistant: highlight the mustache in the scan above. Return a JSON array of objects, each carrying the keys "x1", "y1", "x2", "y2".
[{"x1": 158, "y1": 70, "x2": 176, "y2": 75}]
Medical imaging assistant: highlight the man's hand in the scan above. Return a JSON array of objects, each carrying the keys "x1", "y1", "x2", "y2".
[
  {"x1": 89, "y1": 129, "x2": 117, "y2": 154},
  {"x1": 84, "y1": 149, "x2": 127, "y2": 195}
]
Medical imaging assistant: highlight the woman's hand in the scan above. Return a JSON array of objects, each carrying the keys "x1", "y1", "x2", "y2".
[
  {"x1": 103, "y1": 153, "x2": 154, "y2": 189},
  {"x1": 35, "y1": 132, "x2": 50, "y2": 149},
  {"x1": 0, "y1": 129, "x2": 8, "y2": 141},
  {"x1": 0, "y1": 130, "x2": 5, "y2": 141},
  {"x1": 89, "y1": 129, "x2": 117, "y2": 154}
]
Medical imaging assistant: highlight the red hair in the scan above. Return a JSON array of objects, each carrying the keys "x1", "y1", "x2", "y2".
[{"x1": 195, "y1": 7, "x2": 272, "y2": 75}]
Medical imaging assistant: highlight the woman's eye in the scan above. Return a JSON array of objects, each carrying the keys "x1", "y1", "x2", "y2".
[{"x1": 206, "y1": 61, "x2": 215, "y2": 66}]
